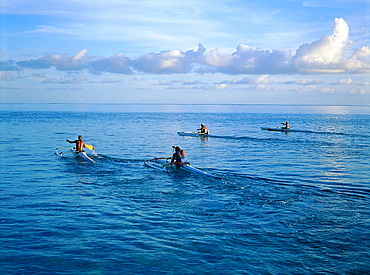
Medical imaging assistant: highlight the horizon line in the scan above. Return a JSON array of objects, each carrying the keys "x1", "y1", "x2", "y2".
[{"x1": 1, "y1": 103, "x2": 368, "y2": 107}]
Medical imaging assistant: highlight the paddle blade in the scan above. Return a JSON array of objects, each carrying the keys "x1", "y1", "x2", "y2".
[{"x1": 85, "y1": 144, "x2": 94, "y2": 150}]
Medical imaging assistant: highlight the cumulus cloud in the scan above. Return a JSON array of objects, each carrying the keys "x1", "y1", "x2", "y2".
[
  {"x1": 131, "y1": 44, "x2": 206, "y2": 74},
  {"x1": 349, "y1": 88, "x2": 370, "y2": 94},
  {"x1": 4, "y1": 18, "x2": 370, "y2": 76},
  {"x1": 18, "y1": 49, "x2": 93, "y2": 71},
  {"x1": 291, "y1": 18, "x2": 350, "y2": 70},
  {"x1": 219, "y1": 75, "x2": 271, "y2": 85},
  {"x1": 319, "y1": 87, "x2": 337, "y2": 94},
  {"x1": 215, "y1": 84, "x2": 228, "y2": 90},
  {"x1": 337, "y1": 78, "x2": 353, "y2": 85},
  {"x1": 89, "y1": 53, "x2": 131, "y2": 75},
  {"x1": 283, "y1": 79, "x2": 324, "y2": 85},
  {"x1": 291, "y1": 85, "x2": 320, "y2": 93},
  {"x1": 351, "y1": 46, "x2": 370, "y2": 60},
  {"x1": 201, "y1": 45, "x2": 292, "y2": 74},
  {"x1": 290, "y1": 18, "x2": 370, "y2": 73}
]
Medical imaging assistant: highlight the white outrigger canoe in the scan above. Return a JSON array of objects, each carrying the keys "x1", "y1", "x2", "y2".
[
  {"x1": 144, "y1": 157, "x2": 221, "y2": 179},
  {"x1": 260, "y1": 127, "x2": 313, "y2": 133},
  {"x1": 55, "y1": 148, "x2": 96, "y2": 164}
]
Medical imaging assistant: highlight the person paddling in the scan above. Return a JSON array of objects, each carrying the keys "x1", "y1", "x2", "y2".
[
  {"x1": 281, "y1": 121, "x2": 290, "y2": 129},
  {"x1": 197, "y1": 123, "x2": 209, "y2": 134},
  {"x1": 66, "y1": 135, "x2": 87, "y2": 152},
  {"x1": 171, "y1": 146, "x2": 187, "y2": 168}
]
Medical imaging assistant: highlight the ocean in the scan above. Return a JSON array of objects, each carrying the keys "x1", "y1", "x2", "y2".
[{"x1": 0, "y1": 104, "x2": 369, "y2": 274}]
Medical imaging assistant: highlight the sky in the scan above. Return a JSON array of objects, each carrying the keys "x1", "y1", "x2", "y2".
[{"x1": 1, "y1": 0, "x2": 370, "y2": 105}]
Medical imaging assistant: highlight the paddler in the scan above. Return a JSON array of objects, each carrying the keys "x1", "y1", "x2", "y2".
[
  {"x1": 281, "y1": 121, "x2": 290, "y2": 129},
  {"x1": 171, "y1": 146, "x2": 187, "y2": 168},
  {"x1": 66, "y1": 135, "x2": 87, "y2": 152},
  {"x1": 197, "y1": 123, "x2": 209, "y2": 134}
]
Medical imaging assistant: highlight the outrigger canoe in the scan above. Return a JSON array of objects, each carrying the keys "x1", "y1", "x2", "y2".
[
  {"x1": 177, "y1": 132, "x2": 239, "y2": 139},
  {"x1": 144, "y1": 157, "x2": 221, "y2": 179},
  {"x1": 260, "y1": 127, "x2": 313, "y2": 133},
  {"x1": 178, "y1": 132, "x2": 209, "y2": 137},
  {"x1": 55, "y1": 148, "x2": 96, "y2": 164}
]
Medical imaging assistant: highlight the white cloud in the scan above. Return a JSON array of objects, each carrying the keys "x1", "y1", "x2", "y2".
[
  {"x1": 244, "y1": 84, "x2": 278, "y2": 91},
  {"x1": 5, "y1": 18, "x2": 370, "y2": 76},
  {"x1": 337, "y1": 78, "x2": 353, "y2": 85},
  {"x1": 349, "y1": 88, "x2": 370, "y2": 94},
  {"x1": 219, "y1": 75, "x2": 271, "y2": 84},
  {"x1": 319, "y1": 87, "x2": 337, "y2": 94},
  {"x1": 351, "y1": 46, "x2": 370, "y2": 60},
  {"x1": 89, "y1": 53, "x2": 131, "y2": 75},
  {"x1": 18, "y1": 49, "x2": 93, "y2": 71},
  {"x1": 131, "y1": 44, "x2": 205, "y2": 74},
  {"x1": 201, "y1": 45, "x2": 292, "y2": 74},
  {"x1": 215, "y1": 84, "x2": 228, "y2": 90},
  {"x1": 291, "y1": 18, "x2": 350, "y2": 71},
  {"x1": 283, "y1": 79, "x2": 324, "y2": 85},
  {"x1": 191, "y1": 85, "x2": 213, "y2": 90},
  {"x1": 182, "y1": 81, "x2": 202, "y2": 85},
  {"x1": 204, "y1": 49, "x2": 234, "y2": 67},
  {"x1": 292, "y1": 85, "x2": 317, "y2": 93},
  {"x1": 290, "y1": 18, "x2": 370, "y2": 73}
]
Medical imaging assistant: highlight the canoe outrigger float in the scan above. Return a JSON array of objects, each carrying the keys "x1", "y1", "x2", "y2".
[
  {"x1": 144, "y1": 157, "x2": 221, "y2": 179},
  {"x1": 260, "y1": 127, "x2": 313, "y2": 133},
  {"x1": 55, "y1": 148, "x2": 96, "y2": 164}
]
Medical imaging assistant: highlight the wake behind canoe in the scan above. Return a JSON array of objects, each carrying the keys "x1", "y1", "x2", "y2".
[{"x1": 55, "y1": 148, "x2": 96, "y2": 163}]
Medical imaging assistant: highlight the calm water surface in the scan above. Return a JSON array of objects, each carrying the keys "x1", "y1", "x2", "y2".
[{"x1": 0, "y1": 104, "x2": 369, "y2": 274}]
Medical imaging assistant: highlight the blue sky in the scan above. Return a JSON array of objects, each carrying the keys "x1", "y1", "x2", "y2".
[{"x1": 1, "y1": 0, "x2": 369, "y2": 105}]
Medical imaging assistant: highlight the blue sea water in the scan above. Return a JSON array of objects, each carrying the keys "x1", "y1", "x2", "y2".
[{"x1": 0, "y1": 104, "x2": 369, "y2": 274}]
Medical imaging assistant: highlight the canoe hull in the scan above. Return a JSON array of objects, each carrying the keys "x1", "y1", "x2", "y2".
[
  {"x1": 76, "y1": 151, "x2": 96, "y2": 163},
  {"x1": 177, "y1": 132, "x2": 238, "y2": 139},
  {"x1": 177, "y1": 132, "x2": 208, "y2": 137},
  {"x1": 260, "y1": 127, "x2": 312, "y2": 133},
  {"x1": 145, "y1": 158, "x2": 221, "y2": 179},
  {"x1": 55, "y1": 148, "x2": 96, "y2": 163}
]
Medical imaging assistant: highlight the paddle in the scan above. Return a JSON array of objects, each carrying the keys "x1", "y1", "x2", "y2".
[
  {"x1": 85, "y1": 144, "x2": 94, "y2": 150},
  {"x1": 147, "y1": 157, "x2": 171, "y2": 162}
]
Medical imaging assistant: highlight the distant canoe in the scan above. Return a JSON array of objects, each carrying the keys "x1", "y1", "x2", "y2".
[
  {"x1": 177, "y1": 132, "x2": 239, "y2": 139},
  {"x1": 260, "y1": 127, "x2": 313, "y2": 133}
]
